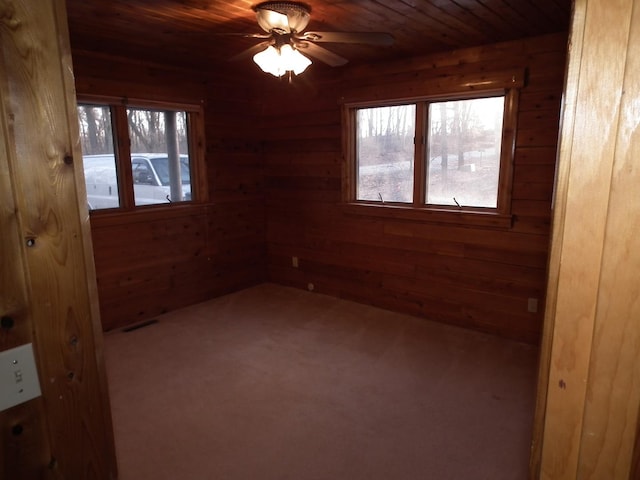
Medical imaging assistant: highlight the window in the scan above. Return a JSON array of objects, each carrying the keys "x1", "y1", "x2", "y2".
[
  {"x1": 426, "y1": 97, "x2": 505, "y2": 209},
  {"x1": 77, "y1": 105, "x2": 120, "y2": 209},
  {"x1": 347, "y1": 89, "x2": 518, "y2": 225},
  {"x1": 77, "y1": 99, "x2": 205, "y2": 211},
  {"x1": 356, "y1": 104, "x2": 415, "y2": 203}
]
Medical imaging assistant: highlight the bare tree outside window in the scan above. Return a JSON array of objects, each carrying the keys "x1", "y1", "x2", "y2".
[
  {"x1": 77, "y1": 105, "x2": 119, "y2": 210},
  {"x1": 76, "y1": 103, "x2": 196, "y2": 210},
  {"x1": 427, "y1": 97, "x2": 504, "y2": 208},
  {"x1": 126, "y1": 108, "x2": 192, "y2": 206},
  {"x1": 126, "y1": 108, "x2": 189, "y2": 154},
  {"x1": 348, "y1": 90, "x2": 516, "y2": 220},
  {"x1": 356, "y1": 104, "x2": 416, "y2": 203},
  {"x1": 77, "y1": 105, "x2": 114, "y2": 155}
]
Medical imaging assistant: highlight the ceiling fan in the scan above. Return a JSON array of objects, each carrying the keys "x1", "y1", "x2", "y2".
[{"x1": 228, "y1": 1, "x2": 394, "y2": 77}]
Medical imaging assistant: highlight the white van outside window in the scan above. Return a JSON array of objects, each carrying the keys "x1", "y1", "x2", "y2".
[
  {"x1": 83, "y1": 153, "x2": 192, "y2": 210},
  {"x1": 77, "y1": 103, "x2": 200, "y2": 211}
]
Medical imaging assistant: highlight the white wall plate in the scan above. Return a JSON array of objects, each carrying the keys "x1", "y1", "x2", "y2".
[{"x1": 0, "y1": 343, "x2": 42, "y2": 412}]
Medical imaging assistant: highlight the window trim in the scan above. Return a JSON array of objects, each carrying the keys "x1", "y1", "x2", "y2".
[
  {"x1": 77, "y1": 95, "x2": 207, "y2": 213},
  {"x1": 341, "y1": 69, "x2": 523, "y2": 228}
]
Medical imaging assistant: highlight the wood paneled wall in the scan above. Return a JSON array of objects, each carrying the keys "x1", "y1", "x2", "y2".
[
  {"x1": 1, "y1": 2, "x2": 116, "y2": 478},
  {"x1": 72, "y1": 33, "x2": 566, "y2": 341},
  {"x1": 536, "y1": 0, "x2": 640, "y2": 477},
  {"x1": 72, "y1": 54, "x2": 266, "y2": 331},
  {"x1": 260, "y1": 33, "x2": 567, "y2": 343}
]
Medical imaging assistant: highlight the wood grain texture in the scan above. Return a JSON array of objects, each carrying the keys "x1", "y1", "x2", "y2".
[
  {"x1": 0, "y1": 0, "x2": 116, "y2": 478},
  {"x1": 0, "y1": 29, "x2": 31, "y2": 354},
  {"x1": 577, "y1": 1, "x2": 640, "y2": 476},
  {"x1": 262, "y1": 33, "x2": 568, "y2": 343},
  {"x1": 634, "y1": 423, "x2": 640, "y2": 479},
  {"x1": 73, "y1": 56, "x2": 267, "y2": 331},
  {"x1": 0, "y1": 17, "x2": 52, "y2": 478},
  {"x1": 538, "y1": 0, "x2": 640, "y2": 479},
  {"x1": 529, "y1": 2, "x2": 585, "y2": 477},
  {"x1": 63, "y1": 0, "x2": 572, "y2": 72}
]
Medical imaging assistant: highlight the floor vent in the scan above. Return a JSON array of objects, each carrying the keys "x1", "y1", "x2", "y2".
[{"x1": 122, "y1": 319, "x2": 158, "y2": 332}]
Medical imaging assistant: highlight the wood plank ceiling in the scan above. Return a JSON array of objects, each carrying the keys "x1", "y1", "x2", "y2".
[{"x1": 65, "y1": 0, "x2": 572, "y2": 72}]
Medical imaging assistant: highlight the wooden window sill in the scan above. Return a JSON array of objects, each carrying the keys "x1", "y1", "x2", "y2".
[
  {"x1": 342, "y1": 202, "x2": 513, "y2": 229},
  {"x1": 88, "y1": 202, "x2": 209, "y2": 227}
]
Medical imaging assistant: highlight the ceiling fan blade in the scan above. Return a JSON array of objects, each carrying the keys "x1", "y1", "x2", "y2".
[
  {"x1": 296, "y1": 41, "x2": 348, "y2": 67},
  {"x1": 229, "y1": 41, "x2": 273, "y2": 62},
  {"x1": 301, "y1": 31, "x2": 394, "y2": 46},
  {"x1": 212, "y1": 32, "x2": 272, "y2": 39}
]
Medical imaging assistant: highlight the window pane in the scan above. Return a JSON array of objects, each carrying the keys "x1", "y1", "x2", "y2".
[
  {"x1": 427, "y1": 97, "x2": 504, "y2": 208},
  {"x1": 356, "y1": 105, "x2": 415, "y2": 203},
  {"x1": 127, "y1": 108, "x2": 192, "y2": 206},
  {"x1": 77, "y1": 104, "x2": 119, "y2": 210}
]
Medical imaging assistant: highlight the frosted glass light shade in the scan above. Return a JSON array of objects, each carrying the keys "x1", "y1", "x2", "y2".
[
  {"x1": 280, "y1": 44, "x2": 311, "y2": 74},
  {"x1": 253, "y1": 44, "x2": 311, "y2": 77},
  {"x1": 253, "y1": 46, "x2": 281, "y2": 76}
]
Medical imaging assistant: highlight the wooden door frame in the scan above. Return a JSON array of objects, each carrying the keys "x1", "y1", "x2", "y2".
[
  {"x1": 0, "y1": 1, "x2": 117, "y2": 478},
  {"x1": 531, "y1": 0, "x2": 640, "y2": 478}
]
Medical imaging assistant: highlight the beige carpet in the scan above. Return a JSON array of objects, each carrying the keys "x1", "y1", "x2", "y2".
[{"x1": 104, "y1": 283, "x2": 538, "y2": 479}]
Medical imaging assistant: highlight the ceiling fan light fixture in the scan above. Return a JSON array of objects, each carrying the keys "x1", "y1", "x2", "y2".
[
  {"x1": 232, "y1": 1, "x2": 392, "y2": 75},
  {"x1": 253, "y1": 45, "x2": 280, "y2": 76},
  {"x1": 253, "y1": 44, "x2": 311, "y2": 77},
  {"x1": 253, "y1": 2, "x2": 311, "y2": 33},
  {"x1": 281, "y1": 44, "x2": 312, "y2": 74}
]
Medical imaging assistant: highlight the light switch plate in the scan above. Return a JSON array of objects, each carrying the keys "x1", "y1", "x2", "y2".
[{"x1": 0, "y1": 343, "x2": 42, "y2": 412}]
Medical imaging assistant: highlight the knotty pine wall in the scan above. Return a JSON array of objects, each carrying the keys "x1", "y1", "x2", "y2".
[
  {"x1": 71, "y1": 33, "x2": 566, "y2": 341},
  {"x1": 260, "y1": 33, "x2": 567, "y2": 343},
  {"x1": 1, "y1": 3, "x2": 117, "y2": 477},
  {"x1": 72, "y1": 53, "x2": 266, "y2": 331}
]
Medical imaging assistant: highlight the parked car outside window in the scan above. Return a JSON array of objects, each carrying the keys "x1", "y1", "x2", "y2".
[{"x1": 83, "y1": 153, "x2": 191, "y2": 210}]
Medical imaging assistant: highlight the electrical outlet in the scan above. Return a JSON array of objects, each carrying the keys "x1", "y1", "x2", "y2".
[
  {"x1": 527, "y1": 298, "x2": 538, "y2": 313},
  {"x1": 0, "y1": 344, "x2": 42, "y2": 412},
  {"x1": 292, "y1": 256, "x2": 299, "y2": 268}
]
